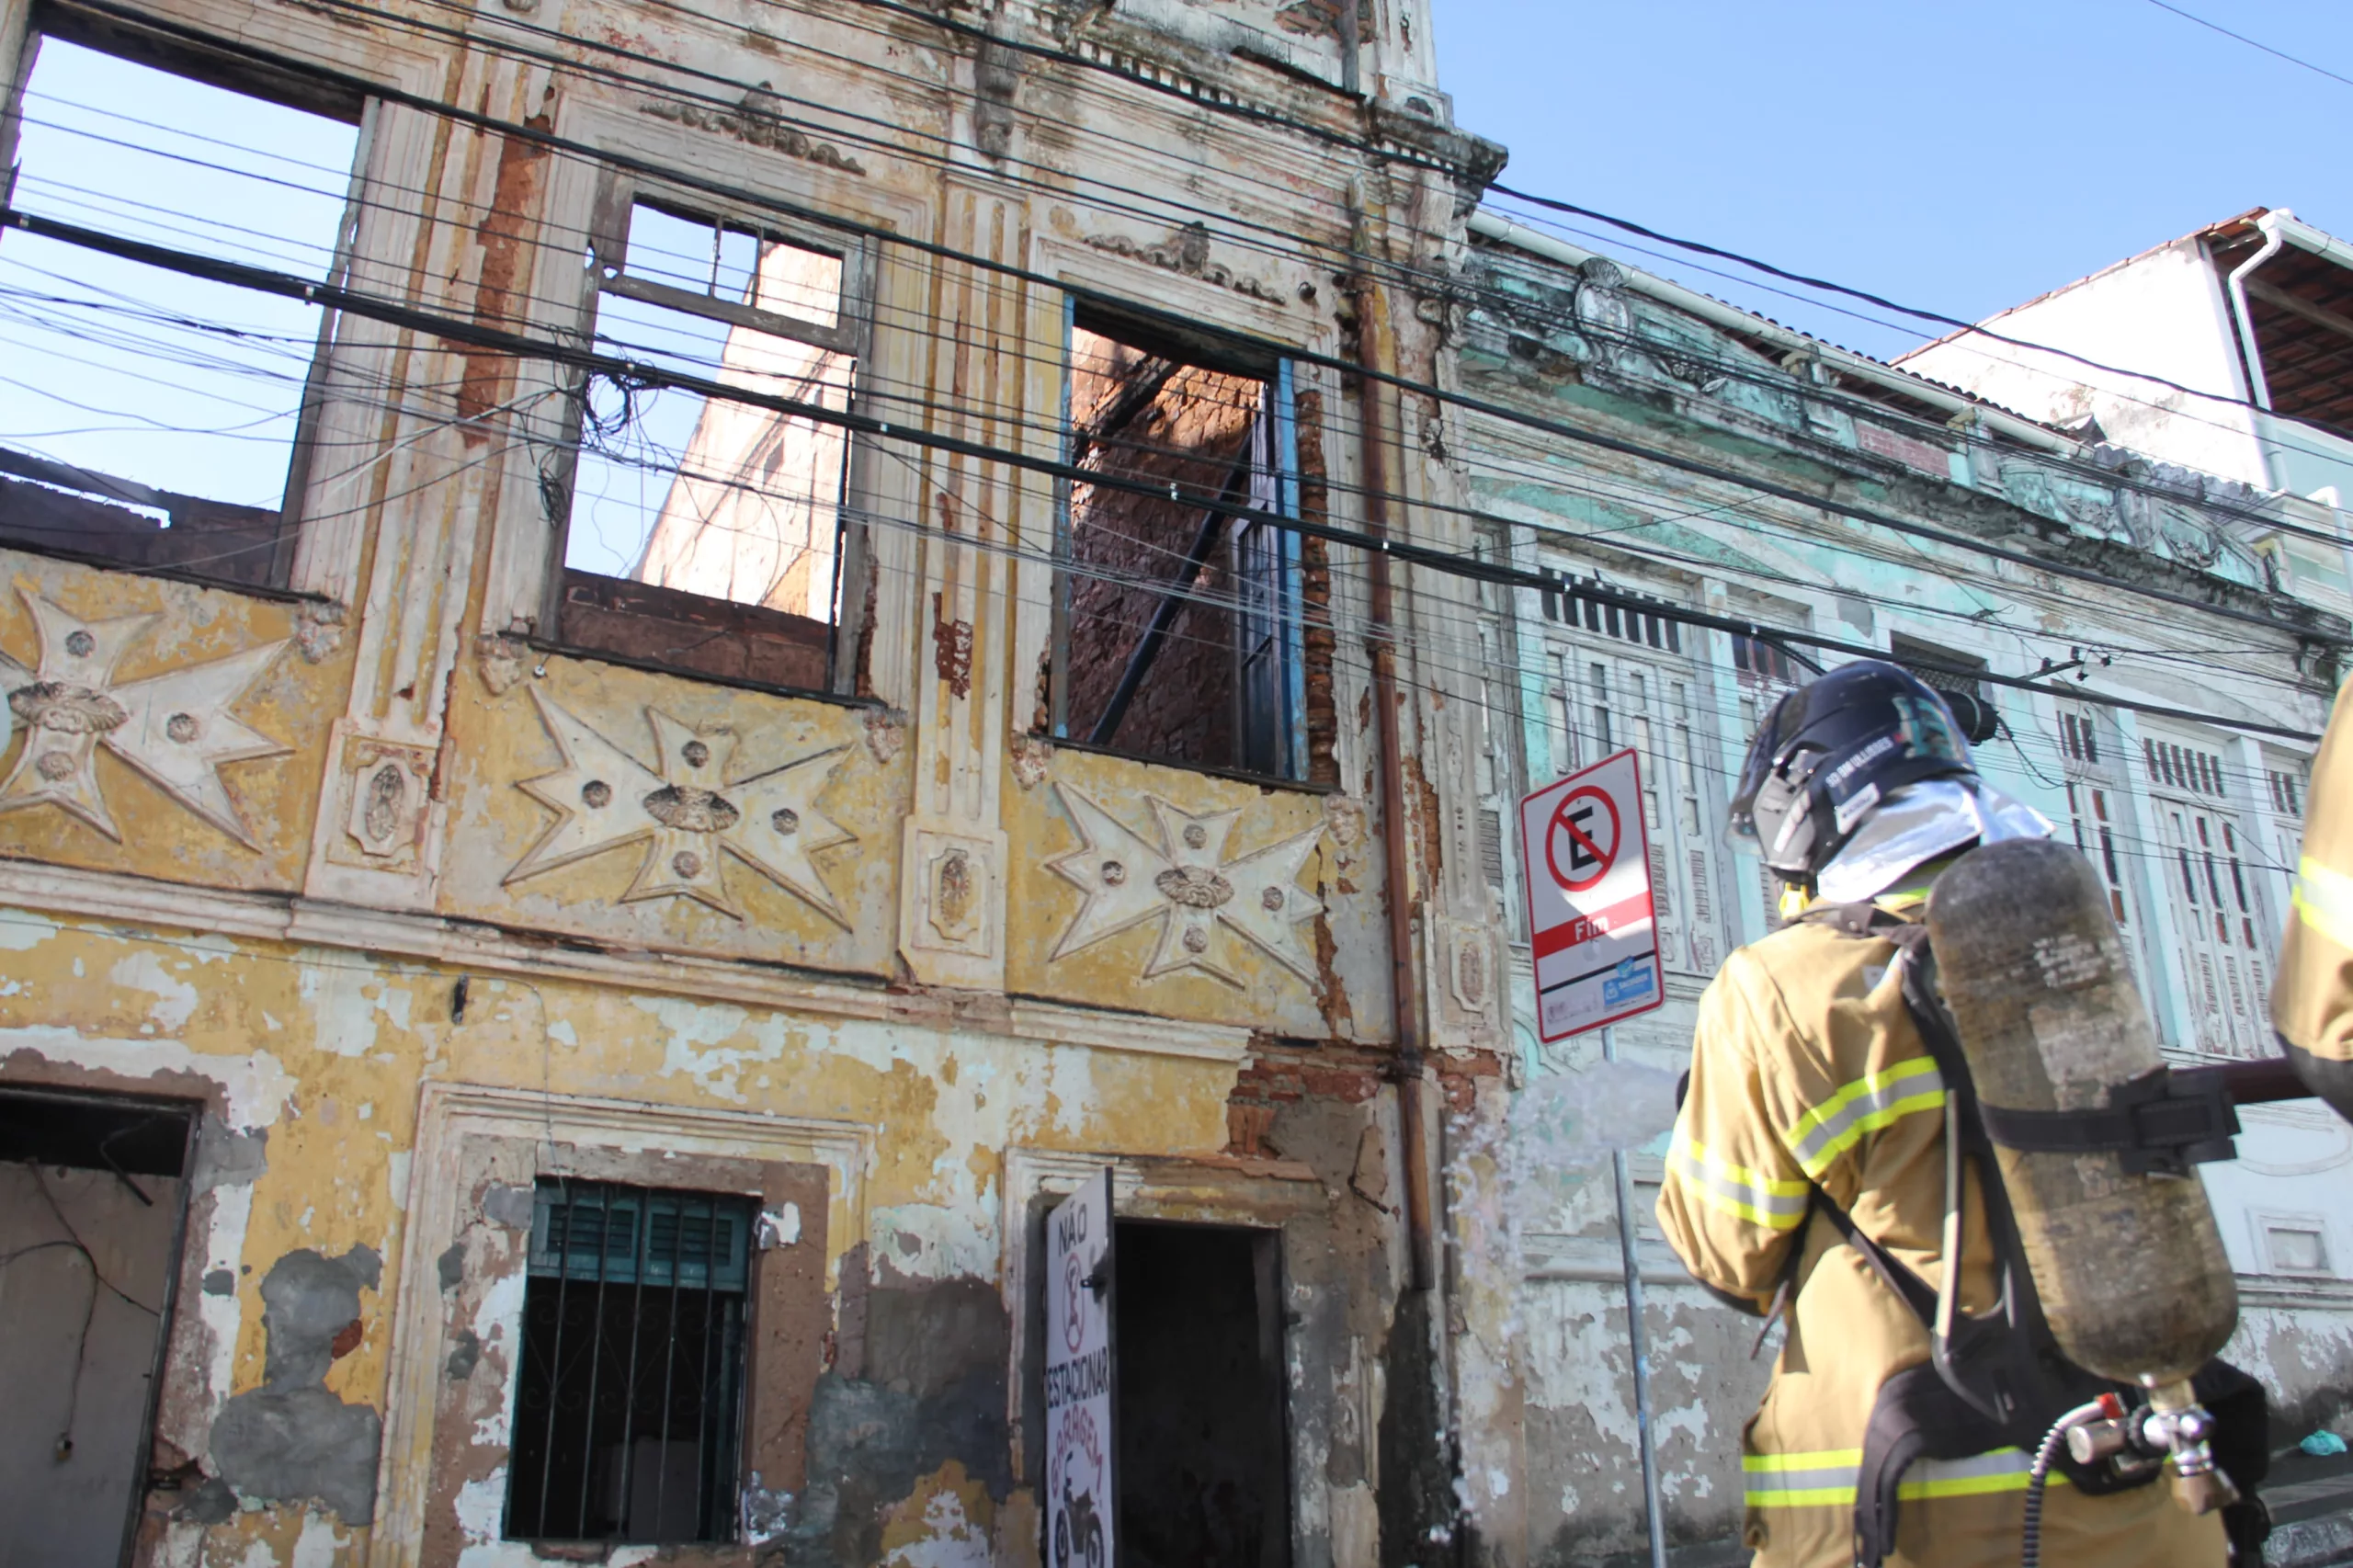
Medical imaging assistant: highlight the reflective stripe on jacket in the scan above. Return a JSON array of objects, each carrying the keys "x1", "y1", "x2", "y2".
[
  {"x1": 1657, "y1": 909, "x2": 2223, "y2": 1568},
  {"x1": 2278, "y1": 678, "x2": 2353, "y2": 1080}
]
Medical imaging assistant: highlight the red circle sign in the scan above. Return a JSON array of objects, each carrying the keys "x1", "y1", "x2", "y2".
[{"x1": 1545, "y1": 786, "x2": 1620, "y2": 893}]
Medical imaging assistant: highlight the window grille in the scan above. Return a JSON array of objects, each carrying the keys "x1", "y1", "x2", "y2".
[
  {"x1": 506, "y1": 1179, "x2": 755, "y2": 1545},
  {"x1": 1730, "y1": 633, "x2": 1793, "y2": 683},
  {"x1": 2144, "y1": 737, "x2": 2228, "y2": 801},
  {"x1": 1538, "y1": 573, "x2": 1683, "y2": 653}
]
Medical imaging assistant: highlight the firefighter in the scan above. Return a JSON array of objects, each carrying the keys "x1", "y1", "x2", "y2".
[
  {"x1": 1655, "y1": 660, "x2": 2227, "y2": 1568},
  {"x1": 2276, "y1": 677, "x2": 2353, "y2": 1120}
]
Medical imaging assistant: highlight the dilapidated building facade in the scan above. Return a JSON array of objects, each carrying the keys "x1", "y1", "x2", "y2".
[
  {"x1": 2, "y1": 0, "x2": 2349, "y2": 1563},
  {"x1": 0, "y1": 0, "x2": 1524, "y2": 1562}
]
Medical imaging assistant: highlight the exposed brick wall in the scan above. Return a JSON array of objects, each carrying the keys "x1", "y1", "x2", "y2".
[
  {"x1": 1295, "y1": 389, "x2": 1339, "y2": 786},
  {"x1": 1064, "y1": 332, "x2": 1258, "y2": 767}
]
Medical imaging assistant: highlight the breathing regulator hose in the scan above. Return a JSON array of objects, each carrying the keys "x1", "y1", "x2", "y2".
[{"x1": 2021, "y1": 1394, "x2": 2127, "y2": 1568}]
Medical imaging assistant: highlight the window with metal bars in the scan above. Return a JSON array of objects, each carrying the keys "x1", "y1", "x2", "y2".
[{"x1": 505, "y1": 1179, "x2": 756, "y2": 1545}]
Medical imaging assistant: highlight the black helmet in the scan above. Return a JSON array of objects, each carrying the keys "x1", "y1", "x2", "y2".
[{"x1": 1728, "y1": 660, "x2": 1978, "y2": 884}]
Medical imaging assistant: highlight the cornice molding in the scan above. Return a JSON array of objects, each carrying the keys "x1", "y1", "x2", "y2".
[{"x1": 0, "y1": 858, "x2": 1256, "y2": 1063}]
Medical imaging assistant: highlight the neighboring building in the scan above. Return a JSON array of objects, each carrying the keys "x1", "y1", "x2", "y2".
[
  {"x1": 1899, "y1": 207, "x2": 2353, "y2": 610},
  {"x1": 1458, "y1": 211, "x2": 2353, "y2": 1562}
]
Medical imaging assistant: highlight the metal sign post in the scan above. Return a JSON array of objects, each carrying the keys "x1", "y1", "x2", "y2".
[
  {"x1": 1604, "y1": 1025, "x2": 1668, "y2": 1568},
  {"x1": 1044, "y1": 1169, "x2": 1115, "y2": 1568},
  {"x1": 1519, "y1": 754, "x2": 1667, "y2": 1566},
  {"x1": 1519, "y1": 748, "x2": 1665, "y2": 1043}
]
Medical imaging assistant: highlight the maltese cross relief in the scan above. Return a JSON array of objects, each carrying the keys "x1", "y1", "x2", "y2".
[
  {"x1": 0, "y1": 589, "x2": 290, "y2": 847},
  {"x1": 1044, "y1": 783, "x2": 1325, "y2": 986},
  {"x1": 505, "y1": 688, "x2": 855, "y2": 924}
]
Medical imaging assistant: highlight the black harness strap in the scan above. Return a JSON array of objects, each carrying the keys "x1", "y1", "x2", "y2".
[{"x1": 1975, "y1": 1072, "x2": 2241, "y2": 1176}]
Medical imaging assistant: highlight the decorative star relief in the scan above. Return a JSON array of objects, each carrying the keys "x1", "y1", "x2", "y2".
[
  {"x1": 0, "y1": 589, "x2": 290, "y2": 847},
  {"x1": 1044, "y1": 783, "x2": 1326, "y2": 986},
  {"x1": 506, "y1": 689, "x2": 856, "y2": 925}
]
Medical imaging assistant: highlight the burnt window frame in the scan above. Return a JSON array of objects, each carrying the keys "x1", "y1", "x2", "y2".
[
  {"x1": 540, "y1": 176, "x2": 877, "y2": 699},
  {"x1": 1047, "y1": 296, "x2": 1311, "y2": 785},
  {"x1": 0, "y1": 14, "x2": 371, "y2": 595}
]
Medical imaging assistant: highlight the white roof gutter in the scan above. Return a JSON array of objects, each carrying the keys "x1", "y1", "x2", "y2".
[
  {"x1": 1468, "y1": 210, "x2": 2076, "y2": 455},
  {"x1": 2271, "y1": 209, "x2": 2353, "y2": 273}
]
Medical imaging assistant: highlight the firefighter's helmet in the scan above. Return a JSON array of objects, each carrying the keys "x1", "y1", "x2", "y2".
[{"x1": 1728, "y1": 660, "x2": 1978, "y2": 884}]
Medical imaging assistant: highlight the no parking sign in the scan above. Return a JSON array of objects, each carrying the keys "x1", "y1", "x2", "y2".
[{"x1": 1520, "y1": 748, "x2": 1663, "y2": 1041}]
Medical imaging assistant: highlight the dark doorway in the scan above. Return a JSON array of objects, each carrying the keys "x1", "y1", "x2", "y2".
[
  {"x1": 1114, "y1": 1220, "x2": 1290, "y2": 1568},
  {"x1": 0, "y1": 1086, "x2": 196, "y2": 1568}
]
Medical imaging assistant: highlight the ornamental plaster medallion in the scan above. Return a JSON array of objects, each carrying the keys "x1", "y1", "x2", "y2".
[
  {"x1": 1044, "y1": 783, "x2": 1324, "y2": 986},
  {"x1": 0, "y1": 589, "x2": 290, "y2": 847},
  {"x1": 505, "y1": 689, "x2": 855, "y2": 925}
]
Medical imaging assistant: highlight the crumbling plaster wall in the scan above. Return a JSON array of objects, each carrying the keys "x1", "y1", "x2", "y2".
[
  {"x1": 0, "y1": 0, "x2": 1520, "y2": 1559},
  {"x1": 0, "y1": 904, "x2": 1274, "y2": 1564}
]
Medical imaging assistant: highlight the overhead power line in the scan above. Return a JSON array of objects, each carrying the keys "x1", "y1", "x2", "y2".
[
  {"x1": 52, "y1": 0, "x2": 2353, "y2": 578},
  {"x1": 5, "y1": 205, "x2": 2325, "y2": 743},
  {"x1": 2143, "y1": 0, "x2": 2353, "y2": 93},
  {"x1": 1486, "y1": 182, "x2": 2349, "y2": 428}
]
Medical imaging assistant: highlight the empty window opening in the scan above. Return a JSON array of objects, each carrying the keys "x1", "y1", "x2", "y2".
[
  {"x1": 1889, "y1": 634, "x2": 1999, "y2": 744},
  {"x1": 1055, "y1": 318, "x2": 1305, "y2": 779},
  {"x1": 0, "y1": 1086, "x2": 195, "y2": 1568},
  {"x1": 504, "y1": 1179, "x2": 755, "y2": 1546},
  {"x1": 560, "y1": 199, "x2": 858, "y2": 691},
  {"x1": 1114, "y1": 1221, "x2": 1290, "y2": 1568},
  {"x1": 0, "y1": 38, "x2": 361, "y2": 587}
]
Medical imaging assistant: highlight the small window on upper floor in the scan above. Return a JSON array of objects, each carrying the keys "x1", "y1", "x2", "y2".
[
  {"x1": 1890, "y1": 632, "x2": 1999, "y2": 745},
  {"x1": 552, "y1": 198, "x2": 864, "y2": 693},
  {"x1": 0, "y1": 35, "x2": 362, "y2": 588}
]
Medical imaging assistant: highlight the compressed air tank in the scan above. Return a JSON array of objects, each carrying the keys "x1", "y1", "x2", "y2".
[{"x1": 1927, "y1": 837, "x2": 2237, "y2": 1384}]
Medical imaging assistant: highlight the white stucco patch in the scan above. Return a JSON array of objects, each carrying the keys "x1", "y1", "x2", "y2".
[
  {"x1": 0, "y1": 1027, "x2": 293, "y2": 1126},
  {"x1": 1040, "y1": 1043, "x2": 1097, "y2": 1137},
  {"x1": 631, "y1": 994, "x2": 793, "y2": 1103},
  {"x1": 879, "y1": 1489, "x2": 991, "y2": 1568},
  {"x1": 870, "y1": 1202, "x2": 998, "y2": 1283},
  {"x1": 290, "y1": 1510, "x2": 344, "y2": 1568},
  {"x1": 110, "y1": 950, "x2": 200, "y2": 1031},
  {"x1": 453, "y1": 1471, "x2": 506, "y2": 1545},
  {"x1": 0, "y1": 905, "x2": 57, "y2": 949},
  {"x1": 470, "y1": 1264, "x2": 530, "y2": 1447},
  {"x1": 300, "y1": 956, "x2": 383, "y2": 1058}
]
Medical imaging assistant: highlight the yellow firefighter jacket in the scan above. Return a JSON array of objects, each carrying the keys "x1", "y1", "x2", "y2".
[
  {"x1": 2277, "y1": 678, "x2": 2353, "y2": 1111},
  {"x1": 1656, "y1": 904, "x2": 2225, "y2": 1568}
]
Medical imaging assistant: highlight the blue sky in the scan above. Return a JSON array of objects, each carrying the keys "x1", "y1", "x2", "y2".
[{"x1": 1434, "y1": 0, "x2": 2353, "y2": 363}]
